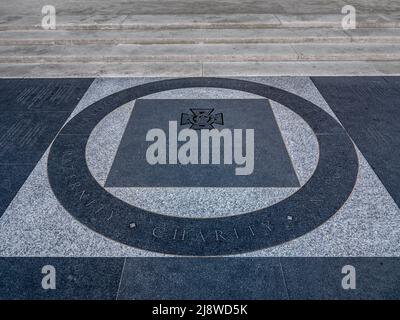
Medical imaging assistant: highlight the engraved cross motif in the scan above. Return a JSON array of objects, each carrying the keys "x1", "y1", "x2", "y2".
[{"x1": 180, "y1": 108, "x2": 224, "y2": 130}]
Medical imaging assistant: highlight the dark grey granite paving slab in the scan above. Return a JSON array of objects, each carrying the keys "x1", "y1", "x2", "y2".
[
  {"x1": 0, "y1": 78, "x2": 93, "y2": 217},
  {"x1": 117, "y1": 257, "x2": 287, "y2": 300},
  {"x1": 0, "y1": 111, "x2": 71, "y2": 164},
  {"x1": 384, "y1": 76, "x2": 400, "y2": 87},
  {"x1": 105, "y1": 99, "x2": 300, "y2": 187},
  {"x1": 0, "y1": 79, "x2": 94, "y2": 113},
  {"x1": 0, "y1": 258, "x2": 124, "y2": 300},
  {"x1": 0, "y1": 165, "x2": 33, "y2": 212},
  {"x1": 311, "y1": 76, "x2": 400, "y2": 208},
  {"x1": 1, "y1": 257, "x2": 399, "y2": 299},
  {"x1": 281, "y1": 258, "x2": 400, "y2": 299}
]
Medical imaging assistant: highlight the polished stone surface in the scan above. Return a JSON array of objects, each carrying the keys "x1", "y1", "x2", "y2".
[
  {"x1": 118, "y1": 257, "x2": 287, "y2": 300},
  {"x1": 281, "y1": 258, "x2": 400, "y2": 299},
  {"x1": 0, "y1": 78, "x2": 93, "y2": 217},
  {"x1": 118, "y1": 257, "x2": 400, "y2": 300},
  {"x1": 312, "y1": 76, "x2": 400, "y2": 207},
  {"x1": 0, "y1": 257, "x2": 124, "y2": 299},
  {"x1": 105, "y1": 98, "x2": 300, "y2": 188},
  {"x1": 1, "y1": 257, "x2": 400, "y2": 299}
]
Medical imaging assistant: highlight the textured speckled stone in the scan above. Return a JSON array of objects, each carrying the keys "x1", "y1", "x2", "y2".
[{"x1": 85, "y1": 83, "x2": 317, "y2": 217}]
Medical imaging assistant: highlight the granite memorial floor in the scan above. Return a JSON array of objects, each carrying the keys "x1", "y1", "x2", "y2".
[{"x1": 0, "y1": 76, "x2": 399, "y2": 299}]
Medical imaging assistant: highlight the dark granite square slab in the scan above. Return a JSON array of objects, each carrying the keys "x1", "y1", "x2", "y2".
[
  {"x1": 281, "y1": 258, "x2": 400, "y2": 300},
  {"x1": 0, "y1": 258, "x2": 124, "y2": 300},
  {"x1": 106, "y1": 99, "x2": 299, "y2": 187},
  {"x1": 117, "y1": 258, "x2": 287, "y2": 300},
  {"x1": 0, "y1": 111, "x2": 71, "y2": 164}
]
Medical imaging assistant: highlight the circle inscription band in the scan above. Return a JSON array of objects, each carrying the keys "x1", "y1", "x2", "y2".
[{"x1": 47, "y1": 78, "x2": 358, "y2": 256}]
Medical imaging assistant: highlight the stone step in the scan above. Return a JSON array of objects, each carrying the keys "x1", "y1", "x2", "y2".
[
  {"x1": 0, "y1": 28, "x2": 399, "y2": 45},
  {"x1": 0, "y1": 43, "x2": 399, "y2": 63},
  {"x1": 0, "y1": 13, "x2": 398, "y2": 31},
  {"x1": 2, "y1": 61, "x2": 400, "y2": 78}
]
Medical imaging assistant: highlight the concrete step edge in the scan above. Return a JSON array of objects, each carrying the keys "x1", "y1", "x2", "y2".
[
  {"x1": 0, "y1": 28, "x2": 399, "y2": 45},
  {"x1": 1, "y1": 22, "x2": 398, "y2": 31},
  {"x1": 1, "y1": 54, "x2": 400, "y2": 63},
  {"x1": 1, "y1": 38, "x2": 399, "y2": 45},
  {"x1": 0, "y1": 13, "x2": 398, "y2": 31},
  {"x1": 1, "y1": 61, "x2": 400, "y2": 78},
  {"x1": 0, "y1": 43, "x2": 399, "y2": 63}
]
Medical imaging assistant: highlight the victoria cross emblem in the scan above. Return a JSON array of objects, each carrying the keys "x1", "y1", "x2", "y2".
[{"x1": 180, "y1": 108, "x2": 224, "y2": 130}]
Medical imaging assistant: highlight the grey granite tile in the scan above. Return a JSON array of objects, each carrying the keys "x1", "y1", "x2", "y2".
[
  {"x1": 117, "y1": 257, "x2": 287, "y2": 300},
  {"x1": 0, "y1": 257, "x2": 124, "y2": 300},
  {"x1": 281, "y1": 257, "x2": 400, "y2": 299}
]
